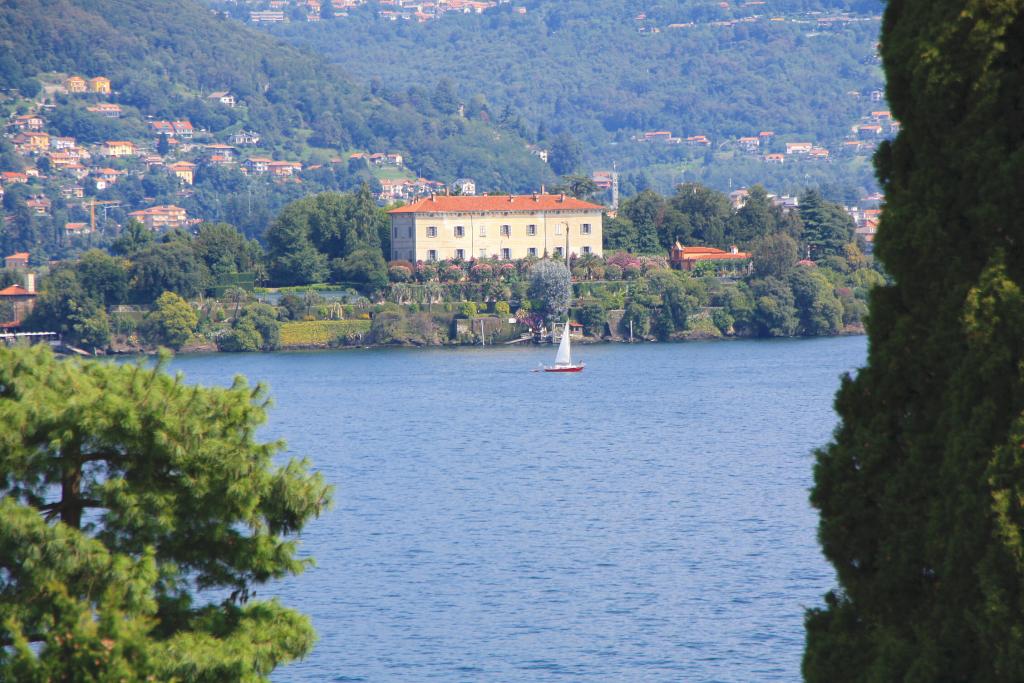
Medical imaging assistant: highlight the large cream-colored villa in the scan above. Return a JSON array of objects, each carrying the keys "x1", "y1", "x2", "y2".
[{"x1": 387, "y1": 194, "x2": 604, "y2": 262}]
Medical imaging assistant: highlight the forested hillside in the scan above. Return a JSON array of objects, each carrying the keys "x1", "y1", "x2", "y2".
[
  {"x1": 253, "y1": 0, "x2": 887, "y2": 199},
  {"x1": 0, "y1": 0, "x2": 548, "y2": 189}
]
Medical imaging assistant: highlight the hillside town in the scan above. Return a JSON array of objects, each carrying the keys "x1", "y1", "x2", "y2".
[
  {"x1": 228, "y1": 0, "x2": 507, "y2": 23},
  {"x1": 0, "y1": 67, "x2": 885, "y2": 252}
]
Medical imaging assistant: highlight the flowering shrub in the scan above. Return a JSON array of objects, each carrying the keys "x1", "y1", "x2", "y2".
[
  {"x1": 641, "y1": 256, "x2": 670, "y2": 272},
  {"x1": 415, "y1": 262, "x2": 438, "y2": 282},
  {"x1": 605, "y1": 264, "x2": 623, "y2": 280},
  {"x1": 388, "y1": 265, "x2": 412, "y2": 282},
  {"x1": 606, "y1": 252, "x2": 643, "y2": 270},
  {"x1": 623, "y1": 263, "x2": 643, "y2": 279},
  {"x1": 441, "y1": 264, "x2": 464, "y2": 282},
  {"x1": 470, "y1": 263, "x2": 493, "y2": 281}
]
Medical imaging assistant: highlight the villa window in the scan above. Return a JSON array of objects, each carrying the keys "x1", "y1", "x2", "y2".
[
  {"x1": 581, "y1": 223, "x2": 592, "y2": 235},
  {"x1": 554, "y1": 246, "x2": 564, "y2": 257},
  {"x1": 427, "y1": 249, "x2": 438, "y2": 261},
  {"x1": 479, "y1": 225, "x2": 487, "y2": 237},
  {"x1": 454, "y1": 225, "x2": 465, "y2": 238},
  {"x1": 479, "y1": 248, "x2": 487, "y2": 259},
  {"x1": 527, "y1": 224, "x2": 537, "y2": 236},
  {"x1": 427, "y1": 226, "x2": 438, "y2": 237},
  {"x1": 392, "y1": 226, "x2": 398, "y2": 238},
  {"x1": 555, "y1": 224, "x2": 563, "y2": 235},
  {"x1": 456, "y1": 248, "x2": 465, "y2": 260},
  {"x1": 501, "y1": 248, "x2": 511, "y2": 260},
  {"x1": 582, "y1": 246, "x2": 592, "y2": 255},
  {"x1": 407, "y1": 226, "x2": 413, "y2": 238},
  {"x1": 528, "y1": 247, "x2": 537, "y2": 257},
  {"x1": 500, "y1": 224, "x2": 511, "y2": 237}
]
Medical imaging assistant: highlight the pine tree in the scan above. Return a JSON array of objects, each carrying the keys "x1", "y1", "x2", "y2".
[
  {"x1": 806, "y1": 3, "x2": 1024, "y2": 680},
  {"x1": 0, "y1": 346, "x2": 332, "y2": 680}
]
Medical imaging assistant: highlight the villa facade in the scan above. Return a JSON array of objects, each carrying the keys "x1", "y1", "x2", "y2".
[{"x1": 387, "y1": 194, "x2": 603, "y2": 262}]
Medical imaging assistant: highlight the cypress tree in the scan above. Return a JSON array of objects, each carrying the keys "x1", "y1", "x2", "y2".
[{"x1": 806, "y1": 2, "x2": 1024, "y2": 680}]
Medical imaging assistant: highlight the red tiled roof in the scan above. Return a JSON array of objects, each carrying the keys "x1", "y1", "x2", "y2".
[
  {"x1": 683, "y1": 252, "x2": 751, "y2": 261},
  {"x1": 672, "y1": 243, "x2": 751, "y2": 260},
  {"x1": 0, "y1": 284, "x2": 34, "y2": 297},
  {"x1": 388, "y1": 194, "x2": 603, "y2": 214}
]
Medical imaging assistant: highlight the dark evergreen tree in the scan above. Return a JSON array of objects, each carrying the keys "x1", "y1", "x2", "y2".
[
  {"x1": 548, "y1": 132, "x2": 581, "y2": 176},
  {"x1": 805, "y1": 3, "x2": 1024, "y2": 680},
  {"x1": 798, "y1": 189, "x2": 856, "y2": 260},
  {"x1": 620, "y1": 190, "x2": 664, "y2": 254}
]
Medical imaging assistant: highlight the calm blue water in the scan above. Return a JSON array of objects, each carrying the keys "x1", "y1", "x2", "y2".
[{"x1": 167, "y1": 336, "x2": 866, "y2": 682}]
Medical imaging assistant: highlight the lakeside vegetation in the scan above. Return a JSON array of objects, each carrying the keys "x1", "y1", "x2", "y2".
[{"x1": 3, "y1": 179, "x2": 879, "y2": 353}]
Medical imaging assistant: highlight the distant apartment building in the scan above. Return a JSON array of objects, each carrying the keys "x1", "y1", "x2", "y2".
[
  {"x1": 167, "y1": 161, "x2": 196, "y2": 185},
  {"x1": 128, "y1": 205, "x2": 188, "y2": 231},
  {"x1": 387, "y1": 193, "x2": 604, "y2": 262},
  {"x1": 207, "y1": 91, "x2": 236, "y2": 107},
  {"x1": 242, "y1": 157, "x2": 272, "y2": 175},
  {"x1": 102, "y1": 140, "x2": 136, "y2": 157},
  {"x1": 88, "y1": 76, "x2": 111, "y2": 94},
  {"x1": 87, "y1": 103, "x2": 122, "y2": 118},
  {"x1": 250, "y1": 10, "x2": 287, "y2": 22},
  {"x1": 64, "y1": 76, "x2": 87, "y2": 93}
]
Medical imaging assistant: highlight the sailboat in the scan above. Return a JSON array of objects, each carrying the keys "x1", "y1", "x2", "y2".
[{"x1": 543, "y1": 321, "x2": 584, "y2": 372}]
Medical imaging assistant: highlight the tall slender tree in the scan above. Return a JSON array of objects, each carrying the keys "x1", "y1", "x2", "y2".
[{"x1": 806, "y1": 2, "x2": 1024, "y2": 680}]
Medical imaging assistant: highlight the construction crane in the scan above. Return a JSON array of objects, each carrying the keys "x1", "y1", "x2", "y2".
[{"x1": 81, "y1": 199, "x2": 121, "y2": 234}]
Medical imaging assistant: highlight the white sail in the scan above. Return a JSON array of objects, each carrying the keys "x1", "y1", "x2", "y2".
[{"x1": 554, "y1": 320, "x2": 572, "y2": 366}]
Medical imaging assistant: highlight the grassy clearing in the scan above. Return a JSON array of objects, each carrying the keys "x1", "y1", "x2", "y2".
[{"x1": 280, "y1": 320, "x2": 371, "y2": 347}]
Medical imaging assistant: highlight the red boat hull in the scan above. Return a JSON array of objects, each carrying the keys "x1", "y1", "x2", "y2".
[{"x1": 543, "y1": 365, "x2": 584, "y2": 373}]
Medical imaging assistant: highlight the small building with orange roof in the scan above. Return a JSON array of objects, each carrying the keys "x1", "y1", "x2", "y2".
[{"x1": 669, "y1": 243, "x2": 752, "y2": 273}]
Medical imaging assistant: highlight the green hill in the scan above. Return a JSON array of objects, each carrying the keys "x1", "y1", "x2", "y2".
[
  {"x1": 251, "y1": 0, "x2": 887, "y2": 200},
  {"x1": 0, "y1": 0, "x2": 549, "y2": 190}
]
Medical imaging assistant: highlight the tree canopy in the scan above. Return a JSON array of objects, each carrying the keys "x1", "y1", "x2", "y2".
[
  {"x1": 0, "y1": 346, "x2": 332, "y2": 680},
  {"x1": 264, "y1": 188, "x2": 386, "y2": 287},
  {"x1": 805, "y1": 1, "x2": 1024, "y2": 680}
]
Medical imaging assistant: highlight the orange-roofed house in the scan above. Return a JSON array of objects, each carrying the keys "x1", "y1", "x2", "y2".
[
  {"x1": 10, "y1": 114, "x2": 44, "y2": 131},
  {"x1": 64, "y1": 222, "x2": 93, "y2": 237},
  {"x1": 0, "y1": 278, "x2": 37, "y2": 328},
  {"x1": 855, "y1": 124, "x2": 884, "y2": 138},
  {"x1": 2, "y1": 172, "x2": 28, "y2": 185},
  {"x1": 88, "y1": 77, "x2": 111, "y2": 94},
  {"x1": 669, "y1": 243, "x2": 752, "y2": 273},
  {"x1": 387, "y1": 193, "x2": 604, "y2": 262},
  {"x1": 268, "y1": 160, "x2": 302, "y2": 178},
  {"x1": 13, "y1": 131, "x2": 50, "y2": 153},
  {"x1": 4, "y1": 252, "x2": 30, "y2": 269},
  {"x1": 167, "y1": 161, "x2": 196, "y2": 185},
  {"x1": 172, "y1": 121, "x2": 194, "y2": 139},
  {"x1": 64, "y1": 76, "x2": 87, "y2": 93}
]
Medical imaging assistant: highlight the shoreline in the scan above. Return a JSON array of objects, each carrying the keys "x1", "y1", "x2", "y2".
[{"x1": 103, "y1": 325, "x2": 867, "y2": 357}]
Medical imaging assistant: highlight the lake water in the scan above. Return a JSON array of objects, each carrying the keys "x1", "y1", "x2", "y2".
[{"x1": 168, "y1": 336, "x2": 867, "y2": 682}]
